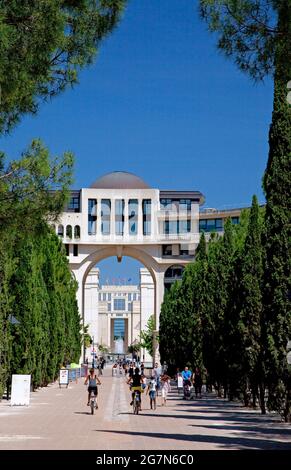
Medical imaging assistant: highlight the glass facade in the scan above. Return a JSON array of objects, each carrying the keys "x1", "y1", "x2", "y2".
[
  {"x1": 128, "y1": 199, "x2": 138, "y2": 235},
  {"x1": 115, "y1": 199, "x2": 124, "y2": 235},
  {"x1": 88, "y1": 199, "x2": 97, "y2": 235},
  {"x1": 199, "y1": 218, "x2": 223, "y2": 232},
  {"x1": 68, "y1": 196, "x2": 80, "y2": 212},
  {"x1": 143, "y1": 199, "x2": 151, "y2": 235},
  {"x1": 114, "y1": 318, "x2": 125, "y2": 340},
  {"x1": 164, "y1": 220, "x2": 191, "y2": 234},
  {"x1": 114, "y1": 299, "x2": 126, "y2": 311},
  {"x1": 101, "y1": 199, "x2": 111, "y2": 235},
  {"x1": 160, "y1": 199, "x2": 191, "y2": 212}
]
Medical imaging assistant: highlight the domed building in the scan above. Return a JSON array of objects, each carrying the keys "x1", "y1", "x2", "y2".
[{"x1": 53, "y1": 171, "x2": 242, "y2": 364}]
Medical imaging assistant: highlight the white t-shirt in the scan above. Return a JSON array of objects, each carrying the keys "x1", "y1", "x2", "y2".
[{"x1": 148, "y1": 379, "x2": 157, "y2": 391}]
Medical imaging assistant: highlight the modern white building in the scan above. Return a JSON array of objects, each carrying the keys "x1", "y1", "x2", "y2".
[
  {"x1": 53, "y1": 171, "x2": 204, "y2": 364},
  {"x1": 84, "y1": 267, "x2": 154, "y2": 363}
]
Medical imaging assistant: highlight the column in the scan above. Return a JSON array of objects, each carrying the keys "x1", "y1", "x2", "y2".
[
  {"x1": 96, "y1": 198, "x2": 101, "y2": 238},
  {"x1": 124, "y1": 198, "x2": 129, "y2": 239},
  {"x1": 138, "y1": 198, "x2": 143, "y2": 239},
  {"x1": 110, "y1": 198, "x2": 115, "y2": 240},
  {"x1": 152, "y1": 269, "x2": 165, "y2": 366}
]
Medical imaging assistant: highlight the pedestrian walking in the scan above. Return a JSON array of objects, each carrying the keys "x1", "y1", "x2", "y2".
[
  {"x1": 160, "y1": 374, "x2": 171, "y2": 406},
  {"x1": 193, "y1": 367, "x2": 202, "y2": 398},
  {"x1": 146, "y1": 376, "x2": 157, "y2": 410}
]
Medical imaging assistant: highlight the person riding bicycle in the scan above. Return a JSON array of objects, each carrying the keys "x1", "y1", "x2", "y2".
[
  {"x1": 127, "y1": 367, "x2": 142, "y2": 409},
  {"x1": 84, "y1": 368, "x2": 101, "y2": 406}
]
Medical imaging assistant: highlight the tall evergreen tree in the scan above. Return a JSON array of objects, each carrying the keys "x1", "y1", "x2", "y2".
[
  {"x1": 0, "y1": 0, "x2": 126, "y2": 133},
  {"x1": 199, "y1": 0, "x2": 291, "y2": 421},
  {"x1": 263, "y1": 2, "x2": 291, "y2": 420},
  {"x1": 234, "y1": 196, "x2": 264, "y2": 409}
]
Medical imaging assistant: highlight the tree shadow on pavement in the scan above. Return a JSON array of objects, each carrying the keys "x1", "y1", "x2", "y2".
[{"x1": 95, "y1": 429, "x2": 291, "y2": 450}]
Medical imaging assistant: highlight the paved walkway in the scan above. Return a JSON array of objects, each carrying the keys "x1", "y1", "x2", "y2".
[{"x1": 0, "y1": 368, "x2": 290, "y2": 450}]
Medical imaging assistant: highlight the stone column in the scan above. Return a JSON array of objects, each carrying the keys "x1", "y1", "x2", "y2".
[
  {"x1": 123, "y1": 198, "x2": 129, "y2": 238},
  {"x1": 96, "y1": 198, "x2": 101, "y2": 237},
  {"x1": 152, "y1": 269, "x2": 165, "y2": 366},
  {"x1": 138, "y1": 198, "x2": 143, "y2": 240},
  {"x1": 110, "y1": 198, "x2": 115, "y2": 240}
]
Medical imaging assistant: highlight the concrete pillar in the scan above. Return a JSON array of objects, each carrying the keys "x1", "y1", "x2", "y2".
[
  {"x1": 84, "y1": 268, "x2": 99, "y2": 359},
  {"x1": 152, "y1": 269, "x2": 165, "y2": 366},
  {"x1": 140, "y1": 268, "x2": 155, "y2": 365},
  {"x1": 124, "y1": 198, "x2": 129, "y2": 237},
  {"x1": 138, "y1": 198, "x2": 143, "y2": 239},
  {"x1": 110, "y1": 198, "x2": 115, "y2": 239},
  {"x1": 97, "y1": 198, "x2": 101, "y2": 236}
]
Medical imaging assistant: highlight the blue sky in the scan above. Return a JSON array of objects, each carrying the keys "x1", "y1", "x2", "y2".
[{"x1": 1, "y1": 0, "x2": 273, "y2": 283}]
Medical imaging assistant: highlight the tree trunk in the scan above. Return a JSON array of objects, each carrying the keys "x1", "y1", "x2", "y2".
[{"x1": 259, "y1": 383, "x2": 266, "y2": 415}]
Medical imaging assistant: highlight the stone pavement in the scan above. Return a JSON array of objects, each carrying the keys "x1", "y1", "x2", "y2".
[{"x1": 0, "y1": 367, "x2": 290, "y2": 450}]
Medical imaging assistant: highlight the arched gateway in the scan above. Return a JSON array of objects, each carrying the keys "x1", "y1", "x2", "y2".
[{"x1": 54, "y1": 171, "x2": 204, "y2": 364}]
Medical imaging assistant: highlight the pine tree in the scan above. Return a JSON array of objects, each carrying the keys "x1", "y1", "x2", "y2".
[{"x1": 0, "y1": 0, "x2": 126, "y2": 133}]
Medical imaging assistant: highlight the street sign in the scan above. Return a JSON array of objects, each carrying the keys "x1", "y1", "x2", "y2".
[
  {"x1": 59, "y1": 369, "x2": 69, "y2": 388},
  {"x1": 11, "y1": 375, "x2": 31, "y2": 406}
]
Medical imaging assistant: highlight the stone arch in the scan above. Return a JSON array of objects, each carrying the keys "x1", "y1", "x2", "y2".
[{"x1": 74, "y1": 245, "x2": 165, "y2": 365}]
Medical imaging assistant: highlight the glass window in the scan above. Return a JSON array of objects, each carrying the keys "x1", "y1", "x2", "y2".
[
  {"x1": 68, "y1": 196, "x2": 80, "y2": 211},
  {"x1": 103, "y1": 293, "x2": 106, "y2": 301},
  {"x1": 66, "y1": 225, "x2": 72, "y2": 238},
  {"x1": 164, "y1": 221, "x2": 177, "y2": 235},
  {"x1": 57, "y1": 225, "x2": 64, "y2": 237},
  {"x1": 143, "y1": 200, "x2": 151, "y2": 235},
  {"x1": 74, "y1": 225, "x2": 80, "y2": 239},
  {"x1": 65, "y1": 244, "x2": 69, "y2": 256},
  {"x1": 115, "y1": 199, "x2": 124, "y2": 236},
  {"x1": 179, "y1": 199, "x2": 191, "y2": 211},
  {"x1": 163, "y1": 245, "x2": 172, "y2": 256},
  {"x1": 113, "y1": 318, "x2": 125, "y2": 340},
  {"x1": 114, "y1": 299, "x2": 126, "y2": 311},
  {"x1": 160, "y1": 198, "x2": 172, "y2": 210},
  {"x1": 101, "y1": 199, "x2": 111, "y2": 235},
  {"x1": 108, "y1": 293, "x2": 111, "y2": 301},
  {"x1": 231, "y1": 217, "x2": 240, "y2": 225},
  {"x1": 99, "y1": 293, "x2": 101, "y2": 301},
  {"x1": 128, "y1": 302, "x2": 133, "y2": 312},
  {"x1": 128, "y1": 293, "x2": 132, "y2": 301},
  {"x1": 128, "y1": 199, "x2": 138, "y2": 235},
  {"x1": 133, "y1": 293, "x2": 137, "y2": 301},
  {"x1": 73, "y1": 244, "x2": 78, "y2": 257},
  {"x1": 178, "y1": 220, "x2": 191, "y2": 233},
  {"x1": 199, "y1": 218, "x2": 223, "y2": 232},
  {"x1": 216, "y1": 219, "x2": 223, "y2": 229},
  {"x1": 88, "y1": 199, "x2": 97, "y2": 235},
  {"x1": 107, "y1": 303, "x2": 111, "y2": 312}
]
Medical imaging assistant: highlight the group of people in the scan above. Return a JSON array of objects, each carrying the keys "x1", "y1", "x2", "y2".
[
  {"x1": 178, "y1": 366, "x2": 203, "y2": 399},
  {"x1": 126, "y1": 362, "x2": 171, "y2": 410},
  {"x1": 84, "y1": 361, "x2": 204, "y2": 411}
]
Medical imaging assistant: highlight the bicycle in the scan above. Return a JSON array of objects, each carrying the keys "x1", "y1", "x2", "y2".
[
  {"x1": 133, "y1": 390, "x2": 141, "y2": 414},
  {"x1": 89, "y1": 390, "x2": 98, "y2": 415}
]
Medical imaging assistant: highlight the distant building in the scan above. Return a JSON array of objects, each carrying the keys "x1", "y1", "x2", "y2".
[{"x1": 52, "y1": 171, "x2": 247, "y2": 364}]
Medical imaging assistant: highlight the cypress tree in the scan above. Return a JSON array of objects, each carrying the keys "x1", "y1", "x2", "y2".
[
  {"x1": 263, "y1": 3, "x2": 291, "y2": 422},
  {"x1": 236, "y1": 196, "x2": 264, "y2": 409}
]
